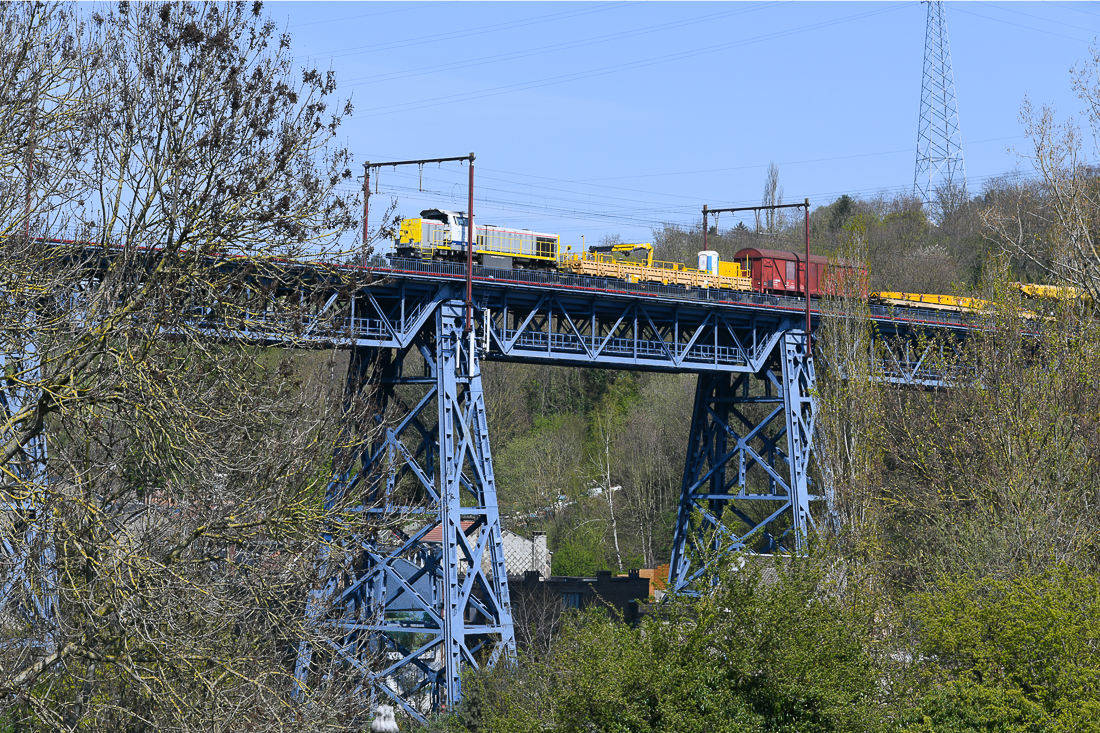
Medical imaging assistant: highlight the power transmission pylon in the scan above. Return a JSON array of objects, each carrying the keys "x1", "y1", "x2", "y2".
[{"x1": 914, "y1": 1, "x2": 966, "y2": 211}]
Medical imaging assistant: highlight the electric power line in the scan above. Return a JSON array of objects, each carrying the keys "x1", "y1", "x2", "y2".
[
  {"x1": 288, "y1": 3, "x2": 449, "y2": 29},
  {"x1": 293, "y1": 3, "x2": 638, "y2": 62},
  {"x1": 951, "y1": 3, "x2": 1097, "y2": 43},
  {"x1": 335, "y1": 3, "x2": 782, "y2": 87},
  {"x1": 353, "y1": 3, "x2": 915, "y2": 117}
]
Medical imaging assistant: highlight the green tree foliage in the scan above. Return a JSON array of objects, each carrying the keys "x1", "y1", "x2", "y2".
[
  {"x1": 442, "y1": 557, "x2": 884, "y2": 733},
  {"x1": 441, "y1": 563, "x2": 1100, "y2": 733},
  {"x1": 901, "y1": 566, "x2": 1100, "y2": 732},
  {"x1": 548, "y1": 521, "x2": 610, "y2": 576},
  {"x1": 494, "y1": 414, "x2": 587, "y2": 526},
  {"x1": 435, "y1": 562, "x2": 1100, "y2": 733}
]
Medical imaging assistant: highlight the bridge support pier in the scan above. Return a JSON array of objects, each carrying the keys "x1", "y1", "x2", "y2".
[
  {"x1": 669, "y1": 330, "x2": 818, "y2": 591},
  {"x1": 296, "y1": 300, "x2": 514, "y2": 723},
  {"x1": 0, "y1": 343, "x2": 57, "y2": 650}
]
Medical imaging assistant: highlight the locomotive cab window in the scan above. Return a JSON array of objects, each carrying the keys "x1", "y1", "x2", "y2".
[{"x1": 536, "y1": 237, "x2": 555, "y2": 259}]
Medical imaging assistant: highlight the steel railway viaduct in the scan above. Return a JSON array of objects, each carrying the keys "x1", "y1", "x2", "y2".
[{"x1": 1, "y1": 251, "x2": 976, "y2": 723}]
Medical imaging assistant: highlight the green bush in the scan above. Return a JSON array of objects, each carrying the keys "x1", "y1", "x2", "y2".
[
  {"x1": 903, "y1": 565, "x2": 1100, "y2": 732},
  {"x1": 898, "y1": 680, "x2": 1047, "y2": 733},
  {"x1": 446, "y1": 557, "x2": 883, "y2": 733},
  {"x1": 437, "y1": 563, "x2": 1100, "y2": 733}
]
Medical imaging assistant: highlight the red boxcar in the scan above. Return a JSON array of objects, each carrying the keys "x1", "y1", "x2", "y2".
[{"x1": 732, "y1": 248, "x2": 866, "y2": 297}]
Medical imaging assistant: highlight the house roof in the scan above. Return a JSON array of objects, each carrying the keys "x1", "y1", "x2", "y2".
[{"x1": 421, "y1": 520, "x2": 477, "y2": 543}]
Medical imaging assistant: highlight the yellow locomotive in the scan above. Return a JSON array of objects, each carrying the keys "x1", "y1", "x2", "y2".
[{"x1": 396, "y1": 209, "x2": 560, "y2": 270}]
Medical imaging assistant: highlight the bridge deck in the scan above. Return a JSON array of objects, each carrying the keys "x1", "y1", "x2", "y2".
[
  {"x1": 243, "y1": 257, "x2": 980, "y2": 374},
  {"x1": 367, "y1": 257, "x2": 979, "y2": 334}
]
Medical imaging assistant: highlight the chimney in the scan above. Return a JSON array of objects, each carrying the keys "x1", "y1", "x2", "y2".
[{"x1": 533, "y1": 531, "x2": 550, "y2": 578}]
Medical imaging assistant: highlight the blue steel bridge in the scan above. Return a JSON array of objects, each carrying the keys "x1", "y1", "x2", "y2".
[{"x1": 2, "y1": 250, "x2": 977, "y2": 722}]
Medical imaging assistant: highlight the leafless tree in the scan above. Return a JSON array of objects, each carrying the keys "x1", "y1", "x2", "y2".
[
  {"x1": 0, "y1": 2, "x2": 383, "y2": 729},
  {"x1": 510, "y1": 581, "x2": 567, "y2": 659},
  {"x1": 982, "y1": 44, "x2": 1100, "y2": 303},
  {"x1": 592, "y1": 409, "x2": 624, "y2": 572},
  {"x1": 761, "y1": 162, "x2": 785, "y2": 234},
  {"x1": 814, "y1": 215, "x2": 886, "y2": 551}
]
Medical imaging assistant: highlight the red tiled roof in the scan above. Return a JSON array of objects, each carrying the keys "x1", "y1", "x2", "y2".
[{"x1": 421, "y1": 520, "x2": 477, "y2": 543}]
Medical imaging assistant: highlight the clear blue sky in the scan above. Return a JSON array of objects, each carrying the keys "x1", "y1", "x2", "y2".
[{"x1": 277, "y1": 1, "x2": 1100, "y2": 249}]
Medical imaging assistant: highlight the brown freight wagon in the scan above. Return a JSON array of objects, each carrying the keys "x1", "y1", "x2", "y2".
[{"x1": 733, "y1": 247, "x2": 865, "y2": 297}]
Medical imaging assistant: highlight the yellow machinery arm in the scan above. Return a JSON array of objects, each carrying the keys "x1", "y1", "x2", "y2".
[{"x1": 588, "y1": 242, "x2": 654, "y2": 267}]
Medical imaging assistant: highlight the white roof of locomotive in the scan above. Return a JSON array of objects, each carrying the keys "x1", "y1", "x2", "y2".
[
  {"x1": 417, "y1": 209, "x2": 556, "y2": 238},
  {"x1": 420, "y1": 208, "x2": 464, "y2": 222}
]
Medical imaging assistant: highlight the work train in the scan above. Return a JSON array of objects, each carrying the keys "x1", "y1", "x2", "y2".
[
  {"x1": 395, "y1": 209, "x2": 860, "y2": 299},
  {"x1": 396, "y1": 209, "x2": 1077, "y2": 313}
]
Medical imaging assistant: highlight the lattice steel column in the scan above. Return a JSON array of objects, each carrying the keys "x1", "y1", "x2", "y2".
[
  {"x1": 0, "y1": 340, "x2": 57, "y2": 650},
  {"x1": 669, "y1": 331, "x2": 818, "y2": 592},
  {"x1": 914, "y1": 0, "x2": 966, "y2": 210},
  {"x1": 296, "y1": 300, "x2": 514, "y2": 723}
]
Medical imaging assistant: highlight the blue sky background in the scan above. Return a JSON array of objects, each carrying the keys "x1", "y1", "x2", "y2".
[{"x1": 277, "y1": 1, "x2": 1100, "y2": 249}]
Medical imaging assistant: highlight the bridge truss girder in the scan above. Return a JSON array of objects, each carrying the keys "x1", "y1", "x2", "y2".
[
  {"x1": 0, "y1": 339, "x2": 57, "y2": 651},
  {"x1": 872, "y1": 329, "x2": 971, "y2": 388},
  {"x1": 305, "y1": 275, "x2": 814, "y2": 376},
  {"x1": 483, "y1": 291, "x2": 790, "y2": 372}
]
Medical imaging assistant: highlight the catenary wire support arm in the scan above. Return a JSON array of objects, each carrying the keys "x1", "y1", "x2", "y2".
[
  {"x1": 701, "y1": 200, "x2": 814, "y2": 354},
  {"x1": 466, "y1": 155, "x2": 475, "y2": 330},
  {"x1": 804, "y1": 198, "x2": 810, "y2": 353},
  {"x1": 360, "y1": 153, "x2": 477, "y2": 271}
]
